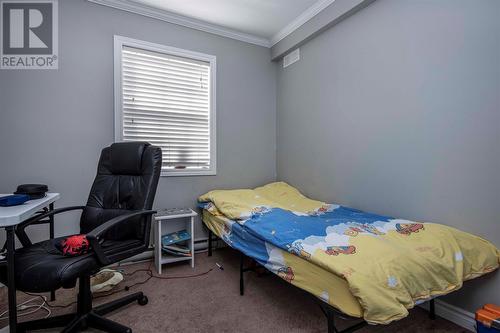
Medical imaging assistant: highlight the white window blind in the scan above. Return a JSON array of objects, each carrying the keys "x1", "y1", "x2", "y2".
[{"x1": 115, "y1": 36, "x2": 216, "y2": 176}]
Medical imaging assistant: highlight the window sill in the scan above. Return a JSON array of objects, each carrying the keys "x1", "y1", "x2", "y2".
[{"x1": 161, "y1": 170, "x2": 217, "y2": 177}]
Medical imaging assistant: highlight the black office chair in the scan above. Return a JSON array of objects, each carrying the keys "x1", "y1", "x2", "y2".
[{"x1": 1, "y1": 142, "x2": 162, "y2": 333}]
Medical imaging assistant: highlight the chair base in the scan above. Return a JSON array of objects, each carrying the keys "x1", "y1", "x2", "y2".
[{"x1": 17, "y1": 276, "x2": 148, "y2": 333}]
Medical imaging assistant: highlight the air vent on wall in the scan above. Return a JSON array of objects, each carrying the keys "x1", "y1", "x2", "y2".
[{"x1": 283, "y1": 48, "x2": 300, "y2": 68}]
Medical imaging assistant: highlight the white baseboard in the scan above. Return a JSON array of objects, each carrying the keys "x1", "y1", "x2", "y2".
[{"x1": 420, "y1": 299, "x2": 476, "y2": 332}]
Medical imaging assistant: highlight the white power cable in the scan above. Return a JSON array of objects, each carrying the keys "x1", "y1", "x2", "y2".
[{"x1": 0, "y1": 296, "x2": 51, "y2": 320}]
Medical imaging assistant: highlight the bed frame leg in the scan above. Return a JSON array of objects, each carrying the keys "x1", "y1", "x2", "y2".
[
  {"x1": 318, "y1": 302, "x2": 337, "y2": 333},
  {"x1": 318, "y1": 301, "x2": 367, "y2": 333},
  {"x1": 208, "y1": 228, "x2": 213, "y2": 257},
  {"x1": 327, "y1": 311, "x2": 336, "y2": 333},
  {"x1": 429, "y1": 299, "x2": 436, "y2": 320},
  {"x1": 240, "y1": 253, "x2": 245, "y2": 296}
]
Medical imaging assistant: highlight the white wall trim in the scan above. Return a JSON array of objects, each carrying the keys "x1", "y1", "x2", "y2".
[
  {"x1": 270, "y1": 0, "x2": 336, "y2": 46},
  {"x1": 87, "y1": 0, "x2": 345, "y2": 49},
  {"x1": 420, "y1": 299, "x2": 476, "y2": 332},
  {"x1": 88, "y1": 0, "x2": 271, "y2": 47}
]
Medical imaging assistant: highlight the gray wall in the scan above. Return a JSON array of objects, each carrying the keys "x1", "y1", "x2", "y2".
[
  {"x1": 0, "y1": 0, "x2": 276, "y2": 243},
  {"x1": 276, "y1": 0, "x2": 500, "y2": 312}
]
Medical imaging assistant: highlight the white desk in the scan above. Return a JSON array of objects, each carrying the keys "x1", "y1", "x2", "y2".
[
  {"x1": 0, "y1": 193, "x2": 60, "y2": 227},
  {"x1": 0, "y1": 193, "x2": 60, "y2": 333}
]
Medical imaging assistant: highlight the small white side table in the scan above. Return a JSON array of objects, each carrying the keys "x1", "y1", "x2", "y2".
[{"x1": 154, "y1": 209, "x2": 197, "y2": 274}]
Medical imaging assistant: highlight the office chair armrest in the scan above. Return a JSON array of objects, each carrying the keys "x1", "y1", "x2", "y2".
[
  {"x1": 16, "y1": 206, "x2": 86, "y2": 247},
  {"x1": 22, "y1": 206, "x2": 86, "y2": 226},
  {"x1": 86, "y1": 210, "x2": 156, "y2": 265}
]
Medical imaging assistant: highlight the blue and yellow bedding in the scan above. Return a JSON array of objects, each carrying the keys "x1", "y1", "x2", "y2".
[
  {"x1": 202, "y1": 209, "x2": 364, "y2": 318},
  {"x1": 199, "y1": 182, "x2": 499, "y2": 324}
]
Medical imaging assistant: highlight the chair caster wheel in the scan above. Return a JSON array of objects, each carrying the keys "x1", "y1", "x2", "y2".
[{"x1": 138, "y1": 295, "x2": 148, "y2": 306}]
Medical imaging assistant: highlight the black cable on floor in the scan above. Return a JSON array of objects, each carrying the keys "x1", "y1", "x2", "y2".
[{"x1": 23, "y1": 263, "x2": 214, "y2": 309}]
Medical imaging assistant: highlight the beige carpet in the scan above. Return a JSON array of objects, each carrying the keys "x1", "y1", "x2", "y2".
[{"x1": 0, "y1": 247, "x2": 468, "y2": 332}]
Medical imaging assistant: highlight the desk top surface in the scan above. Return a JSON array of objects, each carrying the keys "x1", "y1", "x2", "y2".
[{"x1": 0, "y1": 193, "x2": 60, "y2": 227}]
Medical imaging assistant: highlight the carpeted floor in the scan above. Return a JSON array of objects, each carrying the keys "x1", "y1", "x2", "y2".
[{"x1": 0, "y1": 247, "x2": 468, "y2": 332}]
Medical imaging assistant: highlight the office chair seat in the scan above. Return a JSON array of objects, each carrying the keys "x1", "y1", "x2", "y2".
[{"x1": 1, "y1": 237, "x2": 143, "y2": 292}]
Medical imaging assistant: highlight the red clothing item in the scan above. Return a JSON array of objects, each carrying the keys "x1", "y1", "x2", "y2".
[{"x1": 60, "y1": 234, "x2": 90, "y2": 256}]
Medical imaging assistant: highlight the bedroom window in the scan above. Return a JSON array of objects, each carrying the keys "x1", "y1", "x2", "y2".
[{"x1": 114, "y1": 36, "x2": 216, "y2": 176}]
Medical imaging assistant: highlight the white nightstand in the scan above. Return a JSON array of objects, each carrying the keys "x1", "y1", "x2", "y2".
[{"x1": 154, "y1": 209, "x2": 197, "y2": 274}]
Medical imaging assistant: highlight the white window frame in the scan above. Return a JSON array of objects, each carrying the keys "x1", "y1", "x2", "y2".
[{"x1": 113, "y1": 35, "x2": 217, "y2": 176}]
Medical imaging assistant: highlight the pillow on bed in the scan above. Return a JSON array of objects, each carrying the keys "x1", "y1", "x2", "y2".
[
  {"x1": 254, "y1": 182, "x2": 327, "y2": 214},
  {"x1": 199, "y1": 189, "x2": 276, "y2": 220},
  {"x1": 199, "y1": 182, "x2": 331, "y2": 220}
]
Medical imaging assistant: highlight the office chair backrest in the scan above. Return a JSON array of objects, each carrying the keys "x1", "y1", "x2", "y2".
[{"x1": 80, "y1": 142, "x2": 162, "y2": 241}]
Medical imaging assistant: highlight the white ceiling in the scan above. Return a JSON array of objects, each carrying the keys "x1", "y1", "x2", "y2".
[{"x1": 131, "y1": 0, "x2": 323, "y2": 39}]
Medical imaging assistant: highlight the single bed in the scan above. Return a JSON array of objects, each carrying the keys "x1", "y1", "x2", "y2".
[{"x1": 199, "y1": 182, "x2": 499, "y2": 332}]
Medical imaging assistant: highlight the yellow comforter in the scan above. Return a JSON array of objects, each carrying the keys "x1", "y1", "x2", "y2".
[{"x1": 199, "y1": 182, "x2": 500, "y2": 324}]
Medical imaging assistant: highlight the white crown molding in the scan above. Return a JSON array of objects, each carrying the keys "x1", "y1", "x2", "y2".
[
  {"x1": 88, "y1": 0, "x2": 345, "y2": 48},
  {"x1": 87, "y1": 0, "x2": 271, "y2": 47},
  {"x1": 419, "y1": 299, "x2": 475, "y2": 332},
  {"x1": 270, "y1": 0, "x2": 337, "y2": 46}
]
